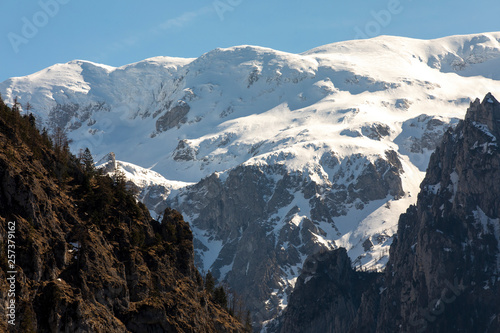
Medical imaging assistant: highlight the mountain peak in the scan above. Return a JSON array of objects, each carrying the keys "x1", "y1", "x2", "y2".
[{"x1": 465, "y1": 92, "x2": 500, "y2": 135}]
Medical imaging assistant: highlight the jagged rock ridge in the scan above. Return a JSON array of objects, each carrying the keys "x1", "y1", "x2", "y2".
[
  {"x1": 374, "y1": 93, "x2": 500, "y2": 332},
  {"x1": 274, "y1": 93, "x2": 500, "y2": 333}
]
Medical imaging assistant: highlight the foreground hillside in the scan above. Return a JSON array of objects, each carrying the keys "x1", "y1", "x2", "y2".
[
  {"x1": 274, "y1": 94, "x2": 500, "y2": 332},
  {"x1": 0, "y1": 100, "x2": 244, "y2": 332},
  {"x1": 3, "y1": 32, "x2": 500, "y2": 327}
]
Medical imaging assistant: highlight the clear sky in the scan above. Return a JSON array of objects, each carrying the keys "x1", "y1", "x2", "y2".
[{"x1": 1, "y1": 0, "x2": 498, "y2": 82}]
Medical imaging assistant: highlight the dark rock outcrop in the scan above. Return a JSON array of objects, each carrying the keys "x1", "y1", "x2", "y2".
[
  {"x1": 361, "y1": 123, "x2": 391, "y2": 141},
  {"x1": 156, "y1": 102, "x2": 190, "y2": 132},
  {"x1": 277, "y1": 249, "x2": 380, "y2": 333},
  {"x1": 173, "y1": 139, "x2": 198, "y2": 161}
]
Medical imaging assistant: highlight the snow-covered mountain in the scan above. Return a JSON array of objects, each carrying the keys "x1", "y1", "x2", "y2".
[{"x1": 3, "y1": 32, "x2": 500, "y2": 327}]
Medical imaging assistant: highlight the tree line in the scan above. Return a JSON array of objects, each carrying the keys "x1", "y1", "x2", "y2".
[{"x1": 204, "y1": 270, "x2": 252, "y2": 332}]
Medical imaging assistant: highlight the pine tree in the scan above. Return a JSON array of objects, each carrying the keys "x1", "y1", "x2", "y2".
[
  {"x1": 50, "y1": 126, "x2": 72, "y2": 186},
  {"x1": 113, "y1": 169, "x2": 126, "y2": 186},
  {"x1": 26, "y1": 102, "x2": 36, "y2": 127},
  {"x1": 205, "y1": 271, "x2": 215, "y2": 295},
  {"x1": 12, "y1": 96, "x2": 20, "y2": 114},
  {"x1": 51, "y1": 126, "x2": 72, "y2": 163},
  {"x1": 52, "y1": 126, "x2": 68, "y2": 152},
  {"x1": 112, "y1": 169, "x2": 129, "y2": 201},
  {"x1": 80, "y1": 147, "x2": 95, "y2": 175},
  {"x1": 244, "y1": 310, "x2": 252, "y2": 332},
  {"x1": 26, "y1": 101, "x2": 32, "y2": 111},
  {"x1": 28, "y1": 113, "x2": 36, "y2": 128},
  {"x1": 213, "y1": 286, "x2": 227, "y2": 309},
  {"x1": 41, "y1": 128, "x2": 52, "y2": 148}
]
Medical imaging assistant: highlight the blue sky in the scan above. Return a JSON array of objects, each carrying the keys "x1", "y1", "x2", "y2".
[{"x1": 1, "y1": 0, "x2": 498, "y2": 82}]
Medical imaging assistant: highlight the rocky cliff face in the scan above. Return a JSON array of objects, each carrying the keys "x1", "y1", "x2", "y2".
[
  {"x1": 375, "y1": 93, "x2": 500, "y2": 332},
  {"x1": 275, "y1": 248, "x2": 380, "y2": 333},
  {"x1": 273, "y1": 93, "x2": 500, "y2": 332},
  {"x1": 0, "y1": 100, "x2": 243, "y2": 332},
  {"x1": 166, "y1": 153, "x2": 404, "y2": 325}
]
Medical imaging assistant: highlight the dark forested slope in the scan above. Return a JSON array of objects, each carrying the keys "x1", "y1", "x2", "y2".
[{"x1": 0, "y1": 98, "x2": 244, "y2": 332}]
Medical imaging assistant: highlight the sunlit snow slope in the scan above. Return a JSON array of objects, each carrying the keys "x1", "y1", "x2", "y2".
[{"x1": 3, "y1": 32, "x2": 500, "y2": 326}]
